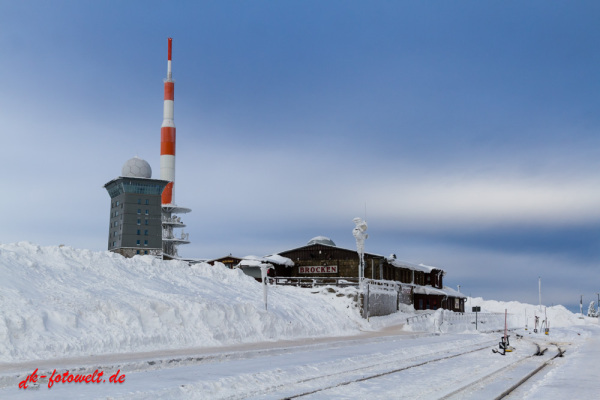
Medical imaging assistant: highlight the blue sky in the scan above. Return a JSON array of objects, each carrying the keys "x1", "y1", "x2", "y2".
[{"x1": 1, "y1": 1, "x2": 599, "y2": 312}]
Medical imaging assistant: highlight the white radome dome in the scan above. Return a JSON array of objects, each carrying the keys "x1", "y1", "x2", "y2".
[{"x1": 121, "y1": 157, "x2": 152, "y2": 178}]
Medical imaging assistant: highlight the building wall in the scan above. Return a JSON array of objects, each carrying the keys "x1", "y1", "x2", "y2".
[
  {"x1": 276, "y1": 244, "x2": 384, "y2": 279},
  {"x1": 105, "y1": 177, "x2": 167, "y2": 258},
  {"x1": 120, "y1": 193, "x2": 163, "y2": 249}
]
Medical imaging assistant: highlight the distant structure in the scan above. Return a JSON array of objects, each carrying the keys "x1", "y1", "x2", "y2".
[
  {"x1": 103, "y1": 38, "x2": 191, "y2": 259},
  {"x1": 159, "y1": 37, "x2": 191, "y2": 259},
  {"x1": 104, "y1": 157, "x2": 169, "y2": 257}
]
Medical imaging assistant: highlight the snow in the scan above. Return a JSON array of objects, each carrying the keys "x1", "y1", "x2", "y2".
[
  {"x1": 0, "y1": 242, "x2": 364, "y2": 363},
  {"x1": 1, "y1": 242, "x2": 598, "y2": 399},
  {"x1": 468, "y1": 296, "x2": 591, "y2": 328},
  {"x1": 387, "y1": 257, "x2": 441, "y2": 273}
]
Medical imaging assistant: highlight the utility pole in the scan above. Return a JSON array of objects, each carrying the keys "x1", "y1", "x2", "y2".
[{"x1": 538, "y1": 277, "x2": 542, "y2": 312}]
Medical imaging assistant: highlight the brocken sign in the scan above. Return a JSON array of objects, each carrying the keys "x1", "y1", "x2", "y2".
[{"x1": 299, "y1": 266, "x2": 338, "y2": 274}]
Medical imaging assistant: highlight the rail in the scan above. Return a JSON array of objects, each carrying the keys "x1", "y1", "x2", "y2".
[{"x1": 267, "y1": 277, "x2": 359, "y2": 288}]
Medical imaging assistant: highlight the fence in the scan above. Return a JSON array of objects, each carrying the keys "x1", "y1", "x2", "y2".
[
  {"x1": 269, "y1": 277, "x2": 410, "y2": 319},
  {"x1": 406, "y1": 310, "x2": 519, "y2": 333},
  {"x1": 267, "y1": 277, "x2": 359, "y2": 288}
]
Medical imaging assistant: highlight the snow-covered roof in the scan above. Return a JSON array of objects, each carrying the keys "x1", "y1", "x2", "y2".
[
  {"x1": 236, "y1": 255, "x2": 270, "y2": 268},
  {"x1": 306, "y1": 236, "x2": 336, "y2": 247},
  {"x1": 264, "y1": 254, "x2": 294, "y2": 267},
  {"x1": 387, "y1": 258, "x2": 444, "y2": 273},
  {"x1": 442, "y1": 286, "x2": 467, "y2": 298},
  {"x1": 236, "y1": 254, "x2": 294, "y2": 268},
  {"x1": 413, "y1": 285, "x2": 467, "y2": 298},
  {"x1": 413, "y1": 286, "x2": 448, "y2": 296}
]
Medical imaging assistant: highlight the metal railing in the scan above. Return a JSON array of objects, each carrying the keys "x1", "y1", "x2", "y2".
[{"x1": 268, "y1": 277, "x2": 360, "y2": 288}]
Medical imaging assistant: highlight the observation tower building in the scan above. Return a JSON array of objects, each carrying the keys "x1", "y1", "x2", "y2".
[{"x1": 104, "y1": 157, "x2": 169, "y2": 257}]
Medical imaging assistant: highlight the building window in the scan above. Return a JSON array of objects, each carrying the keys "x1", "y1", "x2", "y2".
[
  {"x1": 144, "y1": 250, "x2": 148, "y2": 254},
  {"x1": 144, "y1": 240, "x2": 148, "y2": 246},
  {"x1": 137, "y1": 230, "x2": 140, "y2": 235},
  {"x1": 136, "y1": 250, "x2": 140, "y2": 254},
  {"x1": 144, "y1": 230, "x2": 148, "y2": 236},
  {"x1": 137, "y1": 198, "x2": 141, "y2": 204},
  {"x1": 116, "y1": 201, "x2": 119, "y2": 206},
  {"x1": 114, "y1": 221, "x2": 118, "y2": 227},
  {"x1": 137, "y1": 209, "x2": 141, "y2": 214},
  {"x1": 112, "y1": 241, "x2": 116, "y2": 247},
  {"x1": 136, "y1": 240, "x2": 140, "y2": 245},
  {"x1": 145, "y1": 209, "x2": 149, "y2": 215},
  {"x1": 145, "y1": 219, "x2": 149, "y2": 225},
  {"x1": 137, "y1": 219, "x2": 141, "y2": 225},
  {"x1": 145, "y1": 199, "x2": 149, "y2": 205},
  {"x1": 113, "y1": 231, "x2": 117, "y2": 237}
]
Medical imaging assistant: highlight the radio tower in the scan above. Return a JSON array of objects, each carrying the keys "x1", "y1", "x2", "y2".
[{"x1": 160, "y1": 37, "x2": 191, "y2": 259}]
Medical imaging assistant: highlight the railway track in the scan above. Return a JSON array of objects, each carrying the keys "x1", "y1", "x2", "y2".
[
  {"x1": 257, "y1": 339, "x2": 565, "y2": 400},
  {"x1": 216, "y1": 338, "x2": 499, "y2": 400},
  {"x1": 439, "y1": 344, "x2": 565, "y2": 400}
]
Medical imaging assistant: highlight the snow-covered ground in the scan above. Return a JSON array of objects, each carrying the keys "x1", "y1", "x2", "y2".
[{"x1": 1, "y1": 242, "x2": 598, "y2": 399}]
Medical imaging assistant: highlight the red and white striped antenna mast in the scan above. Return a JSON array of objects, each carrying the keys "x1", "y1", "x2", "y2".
[
  {"x1": 159, "y1": 37, "x2": 191, "y2": 259},
  {"x1": 160, "y1": 37, "x2": 176, "y2": 205}
]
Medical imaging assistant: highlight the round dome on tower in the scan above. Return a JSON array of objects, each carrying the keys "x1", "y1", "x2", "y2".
[
  {"x1": 121, "y1": 156, "x2": 152, "y2": 178},
  {"x1": 307, "y1": 236, "x2": 336, "y2": 247}
]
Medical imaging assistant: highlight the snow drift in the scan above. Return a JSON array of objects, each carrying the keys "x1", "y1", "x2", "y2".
[
  {"x1": 0, "y1": 242, "x2": 364, "y2": 363},
  {"x1": 0, "y1": 242, "x2": 590, "y2": 364}
]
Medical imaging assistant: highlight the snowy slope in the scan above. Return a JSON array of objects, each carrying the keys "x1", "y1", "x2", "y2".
[
  {"x1": 0, "y1": 242, "x2": 590, "y2": 365},
  {"x1": 469, "y1": 297, "x2": 591, "y2": 328},
  {"x1": 0, "y1": 242, "x2": 369, "y2": 363}
]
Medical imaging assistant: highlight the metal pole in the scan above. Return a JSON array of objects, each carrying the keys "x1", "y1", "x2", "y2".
[{"x1": 538, "y1": 276, "x2": 542, "y2": 312}]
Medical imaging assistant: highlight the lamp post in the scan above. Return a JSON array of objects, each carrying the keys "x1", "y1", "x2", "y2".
[{"x1": 352, "y1": 217, "x2": 368, "y2": 291}]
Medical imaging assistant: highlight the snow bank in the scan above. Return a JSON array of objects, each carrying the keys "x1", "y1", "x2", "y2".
[
  {"x1": 0, "y1": 242, "x2": 365, "y2": 363},
  {"x1": 402, "y1": 297, "x2": 594, "y2": 334},
  {"x1": 1, "y1": 242, "x2": 594, "y2": 364},
  {"x1": 469, "y1": 297, "x2": 592, "y2": 328}
]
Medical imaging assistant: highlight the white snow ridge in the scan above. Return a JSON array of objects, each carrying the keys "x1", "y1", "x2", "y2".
[{"x1": 1, "y1": 242, "x2": 599, "y2": 400}]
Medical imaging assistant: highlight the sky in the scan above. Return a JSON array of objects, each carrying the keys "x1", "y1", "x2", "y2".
[{"x1": 1, "y1": 0, "x2": 599, "y2": 312}]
